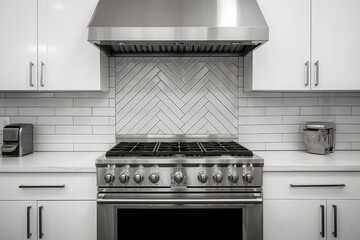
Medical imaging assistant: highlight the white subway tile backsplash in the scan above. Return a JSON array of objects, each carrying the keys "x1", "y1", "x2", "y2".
[
  {"x1": 36, "y1": 135, "x2": 115, "y2": 144},
  {"x1": 74, "y1": 117, "x2": 110, "y2": 126},
  {"x1": 336, "y1": 134, "x2": 360, "y2": 142},
  {"x1": 352, "y1": 107, "x2": 360, "y2": 115},
  {"x1": 35, "y1": 126, "x2": 55, "y2": 135},
  {"x1": 55, "y1": 108, "x2": 92, "y2": 116},
  {"x1": 35, "y1": 144, "x2": 74, "y2": 152},
  {"x1": 0, "y1": 108, "x2": 5, "y2": 116},
  {"x1": 240, "y1": 142, "x2": 266, "y2": 151},
  {"x1": 239, "y1": 107, "x2": 265, "y2": 116},
  {"x1": 37, "y1": 117, "x2": 73, "y2": 125},
  {"x1": 74, "y1": 144, "x2": 111, "y2": 152},
  {"x1": 283, "y1": 116, "x2": 335, "y2": 124},
  {"x1": 10, "y1": 117, "x2": 37, "y2": 125},
  {"x1": 282, "y1": 134, "x2": 304, "y2": 142},
  {"x1": 0, "y1": 98, "x2": 36, "y2": 107},
  {"x1": 56, "y1": 126, "x2": 92, "y2": 135},
  {"x1": 74, "y1": 98, "x2": 109, "y2": 107},
  {"x1": 238, "y1": 125, "x2": 300, "y2": 134},
  {"x1": 19, "y1": 108, "x2": 54, "y2": 116},
  {"x1": 239, "y1": 134, "x2": 282, "y2": 143},
  {"x1": 336, "y1": 98, "x2": 360, "y2": 106},
  {"x1": 246, "y1": 116, "x2": 282, "y2": 125},
  {"x1": 283, "y1": 98, "x2": 317, "y2": 106},
  {"x1": 6, "y1": 92, "x2": 54, "y2": 98},
  {"x1": 337, "y1": 125, "x2": 360, "y2": 133},
  {"x1": 266, "y1": 107, "x2": 299, "y2": 116},
  {"x1": 266, "y1": 142, "x2": 306, "y2": 150},
  {"x1": 93, "y1": 126, "x2": 116, "y2": 134},
  {"x1": 37, "y1": 98, "x2": 73, "y2": 107},
  {"x1": 5, "y1": 108, "x2": 18, "y2": 116},
  {"x1": 247, "y1": 98, "x2": 282, "y2": 107},
  {"x1": 318, "y1": 97, "x2": 336, "y2": 106},
  {"x1": 93, "y1": 108, "x2": 115, "y2": 116},
  {"x1": 336, "y1": 116, "x2": 360, "y2": 124}
]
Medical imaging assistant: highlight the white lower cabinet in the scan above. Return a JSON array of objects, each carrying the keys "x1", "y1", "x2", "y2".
[
  {"x1": 264, "y1": 172, "x2": 360, "y2": 240},
  {"x1": 39, "y1": 201, "x2": 96, "y2": 240},
  {"x1": 0, "y1": 173, "x2": 96, "y2": 240},
  {"x1": 326, "y1": 200, "x2": 360, "y2": 240},
  {"x1": 0, "y1": 201, "x2": 38, "y2": 240},
  {"x1": 264, "y1": 200, "x2": 325, "y2": 240}
]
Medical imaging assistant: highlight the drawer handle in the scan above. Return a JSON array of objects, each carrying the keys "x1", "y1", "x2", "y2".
[
  {"x1": 290, "y1": 184, "x2": 345, "y2": 188},
  {"x1": 39, "y1": 206, "x2": 44, "y2": 239},
  {"x1": 320, "y1": 205, "x2": 325, "y2": 238},
  {"x1": 19, "y1": 185, "x2": 66, "y2": 189},
  {"x1": 333, "y1": 205, "x2": 338, "y2": 238}
]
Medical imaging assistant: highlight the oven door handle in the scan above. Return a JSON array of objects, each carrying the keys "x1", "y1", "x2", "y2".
[{"x1": 97, "y1": 198, "x2": 262, "y2": 204}]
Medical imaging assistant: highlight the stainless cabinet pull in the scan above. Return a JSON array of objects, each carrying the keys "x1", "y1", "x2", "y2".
[
  {"x1": 290, "y1": 184, "x2": 345, "y2": 188},
  {"x1": 320, "y1": 205, "x2": 325, "y2": 238},
  {"x1": 27, "y1": 206, "x2": 32, "y2": 239},
  {"x1": 29, "y1": 61, "x2": 34, "y2": 87},
  {"x1": 19, "y1": 185, "x2": 65, "y2": 189},
  {"x1": 333, "y1": 205, "x2": 338, "y2": 238},
  {"x1": 39, "y1": 206, "x2": 44, "y2": 239},
  {"x1": 315, "y1": 60, "x2": 320, "y2": 86},
  {"x1": 40, "y1": 61, "x2": 45, "y2": 87},
  {"x1": 305, "y1": 61, "x2": 310, "y2": 86}
]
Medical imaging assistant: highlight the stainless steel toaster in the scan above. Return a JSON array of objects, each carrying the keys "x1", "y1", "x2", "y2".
[
  {"x1": 1, "y1": 123, "x2": 34, "y2": 157},
  {"x1": 303, "y1": 121, "x2": 335, "y2": 155}
]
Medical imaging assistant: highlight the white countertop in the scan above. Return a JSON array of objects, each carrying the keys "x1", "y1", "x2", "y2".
[
  {"x1": 256, "y1": 151, "x2": 360, "y2": 172},
  {"x1": 0, "y1": 152, "x2": 103, "y2": 173},
  {"x1": 0, "y1": 151, "x2": 360, "y2": 173}
]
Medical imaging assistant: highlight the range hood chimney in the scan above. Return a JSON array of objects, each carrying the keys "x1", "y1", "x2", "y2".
[{"x1": 88, "y1": 0, "x2": 269, "y2": 56}]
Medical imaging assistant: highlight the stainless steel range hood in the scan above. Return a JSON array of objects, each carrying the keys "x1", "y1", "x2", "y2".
[{"x1": 88, "y1": 0, "x2": 269, "y2": 56}]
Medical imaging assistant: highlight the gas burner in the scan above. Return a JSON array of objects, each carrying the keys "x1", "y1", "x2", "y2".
[
  {"x1": 105, "y1": 142, "x2": 158, "y2": 157},
  {"x1": 156, "y1": 142, "x2": 204, "y2": 156},
  {"x1": 200, "y1": 142, "x2": 253, "y2": 156}
]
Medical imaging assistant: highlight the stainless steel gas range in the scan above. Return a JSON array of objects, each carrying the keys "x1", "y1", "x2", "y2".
[{"x1": 96, "y1": 138, "x2": 264, "y2": 240}]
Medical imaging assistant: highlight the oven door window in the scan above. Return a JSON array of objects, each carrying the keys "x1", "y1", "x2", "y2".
[{"x1": 116, "y1": 208, "x2": 243, "y2": 239}]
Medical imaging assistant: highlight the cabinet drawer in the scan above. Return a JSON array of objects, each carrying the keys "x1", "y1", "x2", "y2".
[
  {"x1": 264, "y1": 172, "x2": 360, "y2": 199},
  {"x1": 0, "y1": 173, "x2": 96, "y2": 200}
]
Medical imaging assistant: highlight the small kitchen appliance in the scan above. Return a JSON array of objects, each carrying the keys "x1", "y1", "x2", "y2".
[
  {"x1": 304, "y1": 121, "x2": 336, "y2": 155},
  {"x1": 96, "y1": 136, "x2": 264, "y2": 240},
  {"x1": 1, "y1": 123, "x2": 34, "y2": 157}
]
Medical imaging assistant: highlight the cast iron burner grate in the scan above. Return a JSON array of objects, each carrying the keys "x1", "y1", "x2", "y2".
[
  {"x1": 156, "y1": 142, "x2": 204, "y2": 156},
  {"x1": 105, "y1": 142, "x2": 158, "y2": 157},
  {"x1": 199, "y1": 142, "x2": 253, "y2": 156}
]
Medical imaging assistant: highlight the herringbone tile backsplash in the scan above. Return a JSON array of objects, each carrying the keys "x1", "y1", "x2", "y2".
[{"x1": 115, "y1": 57, "x2": 239, "y2": 135}]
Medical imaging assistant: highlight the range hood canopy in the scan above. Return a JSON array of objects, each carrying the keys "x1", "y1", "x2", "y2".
[{"x1": 88, "y1": 0, "x2": 269, "y2": 56}]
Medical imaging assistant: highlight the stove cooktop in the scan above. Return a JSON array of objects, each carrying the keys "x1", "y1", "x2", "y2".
[{"x1": 105, "y1": 141, "x2": 253, "y2": 157}]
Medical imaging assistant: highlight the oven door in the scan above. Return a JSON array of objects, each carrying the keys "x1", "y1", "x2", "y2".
[{"x1": 97, "y1": 192, "x2": 262, "y2": 240}]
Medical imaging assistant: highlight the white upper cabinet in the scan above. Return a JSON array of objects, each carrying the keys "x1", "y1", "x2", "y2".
[
  {"x1": 249, "y1": 0, "x2": 360, "y2": 91},
  {"x1": 0, "y1": 0, "x2": 108, "y2": 92},
  {"x1": 312, "y1": 0, "x2": 360, "y2": 90},
  {"x1": 0, "y1": 0, "x2": 38, "y2": 91},
  {"x1": 38, "y1": 0, "x2": 105, "y2": 91},
  {"x1": 252, "y1": 0, "x2": 311, "y2": 91}
]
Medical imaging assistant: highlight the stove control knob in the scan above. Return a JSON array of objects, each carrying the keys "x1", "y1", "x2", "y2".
[
  {"x1": 174, "y1": 171, "x2": 184, "y2": 184},
  {"x1": 134, "y1": 172, "x2": 144, "y2": 184},
  {"x1": 119, "y1": 172, "x2": 130, "y2": 184},
  {"x1": 228, "y1": 171, "x2": 239, "y2": 183},
  {"x1": 104, "y1": 173, "x2": 115, "y2": 184},
  {"x1": 149, "y1": 171, "x2": 160, "y2": 184},
  {"x1": 213, "y1": 171, "x2": 223, "y2": 183},
  {"x1": 243, "y1": 172, "x2": 254, "y2": 184},
  {"x1": 197, "y1": 172, "x2": 208, "y2": 183}
]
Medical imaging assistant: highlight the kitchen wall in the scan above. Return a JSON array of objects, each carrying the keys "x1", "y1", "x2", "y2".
[{"x1": 1, "y1": 56, "x2": 360, "y2": 151}]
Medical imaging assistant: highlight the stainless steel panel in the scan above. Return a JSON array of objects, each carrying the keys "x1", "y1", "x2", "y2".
[{"x1": 88, "y1": 0, "x2": 268, "y2": 56}]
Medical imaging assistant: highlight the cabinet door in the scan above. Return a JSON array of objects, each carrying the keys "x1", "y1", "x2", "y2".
[
  {"x1": 327, "y1": 200, "x2": 360, "y2": 240},
  {"x1": 0, "y1": 201, "x2": 37, "y2": 240},
  {"x1": 312, "y1": 0, "x2": 360, "y2": 90},
  {"x1": 251, "y1": 0, "x2": 311, "y2": 91},
  {"x1": 264, "y1": 200, "x2": 326, "y2": 240},
  {"x1": 38, "y1": 0, "x2": 101, "y2": 91},
  {"x1": 38, "y1": 201, "x2": 96, "y2": 240},
  {"x1": 0, "y1": 0, "x2": 38, "y2": 91}
]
